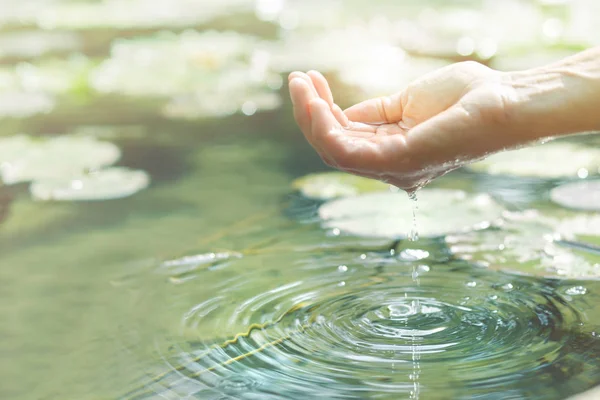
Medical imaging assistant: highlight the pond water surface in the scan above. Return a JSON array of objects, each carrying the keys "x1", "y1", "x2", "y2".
[{"x1": 1, "y1": 1, "x2": 600, "y2": 399}]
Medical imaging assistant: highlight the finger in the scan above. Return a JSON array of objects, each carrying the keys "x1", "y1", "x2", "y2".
[
  {"x1": 289, "y1": 78, "x2": 334, "y2": 163},
  {"x1": 288, "y1": 71, "x2": 304, "y2": 82},
  {"x1": 332, "y1": 104, "x2": 350, "y2": 128},
  {"x1": 289, "y1": 78, "x2": 315, "y2": 139},
  {"x1": 310, "y1": 98, "x2": 385, "y2": 172},
  {"x1": 307, "y1": 70, "x2": 351, "y2": 128},
  {"x1": 307, "y1": 70, "x2": 334, "y2": 107},
  {"x1": 344, "y1": 93, "x2": 404, "y2": 124},
  {"x1": 289, "y1": 71, "x2": 319, "y2": 97}
]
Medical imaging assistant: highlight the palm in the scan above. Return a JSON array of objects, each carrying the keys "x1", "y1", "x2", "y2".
[{"x1": 288, "y1": 64, "x2": 505, "y2": 189}]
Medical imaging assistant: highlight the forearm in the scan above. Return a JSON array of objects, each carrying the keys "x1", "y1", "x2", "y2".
[{"x1": 505, "y1": 47, "x2": 600, "y2": 141}]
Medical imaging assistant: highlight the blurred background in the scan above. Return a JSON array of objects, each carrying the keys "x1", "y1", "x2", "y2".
[{"x1": 0, "y1": 1, "x2": 599, "y2": 399}]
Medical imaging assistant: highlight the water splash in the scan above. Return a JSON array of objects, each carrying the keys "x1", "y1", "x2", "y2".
[{"x1": 123, "y1": 251, "x2": 599, "y2": 400}]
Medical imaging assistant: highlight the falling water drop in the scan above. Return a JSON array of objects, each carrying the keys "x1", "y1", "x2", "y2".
[{"x1": 407, "y1": 190, "x2": 419, "y2": 242}]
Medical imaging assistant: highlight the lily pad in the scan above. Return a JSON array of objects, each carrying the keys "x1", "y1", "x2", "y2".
[
  {"x1": 467, "y1": 141, "x2": 600, "y2": 178},
  {"x1": 162, "y1": 87, "x2": 281, "y2": 120},
  {"x1": 556, "y1": 214, "x2": 600, "y2": 243},
  {"x1": 447, "y1": 211, "x2": 600, "y2": 279},
  {"x1": 550, "y1": 180, "x2": 600, "y2": 212},
  {"x1": 292, "y1": 172, "x2": 391, "y2": 200},
  {"x1": 0, "y1": 91, "x2": 55, "y2": 118},
  {"x1": 30, "y1": 167, "x2": 150, "y2": 201},
  {"x1": 90, "y1": 31, "x2": 277, "y2": 96},
  {"x1": 0, "y1": 135, "x2": 121, "y2": 185},
  {"x1": 318, "y1": 189, "x2": 504, "y2": 239},
  {"x1": 0, "y1": 31, "x2": 80, "y2": 60},
  {"x1": 90, "y1": 30, "x2": 282, "y2": 117},
  {"x1": 14, "y1": 0, "x2": 253, "y2": 30}
]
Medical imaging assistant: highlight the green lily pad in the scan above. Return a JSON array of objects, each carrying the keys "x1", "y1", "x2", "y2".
[
  {"x1": 90, "y1": 30, "x2": 282, "y2": 118},
  {"x1": 0, "y1": 31, "x2": 80, "y2": 60},
  {"x1": 318, "y1": 189, "x2": 504, "y2": 239},
  {"x1": 28, "y1": 0, "x2": 253, "y2": 30},
  {"x1": 447, "y1": 211, "x2": 600, "y2": 279},
  {"x1": 162, "y1": 88, "x2": 281, "y2": 120},
  {"x1": 0, "y1": 91, "x2": 55, "y2": 118},
  {"x1": 0, "y1": 56, "x2": 94, "y2": 95},
  {"x1": 467, "y1": 141, "x2": 600, "y2": 178},
  {"x1": 90, "y1": 30, "x2": 278, "y2": 96},
  {"x1": 292, "y1": 172, "x2": 391, "y2": 200},
  {"x1": 550, "y1": 180, "x2": 600, "y2": 212},
  {"x1": 0, "y1": 135, "x2": 121, "y2": 185},
  {"x1": 30, "y1": 167, "x2": 150, "y2": 201},
  {"x1": 555, "y1": 214, "x2": 600, "y2": 243}
]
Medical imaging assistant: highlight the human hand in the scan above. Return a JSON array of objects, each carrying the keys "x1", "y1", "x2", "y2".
[{"x1": 288, "y1": 62, "x2": 520, "y2": 190}]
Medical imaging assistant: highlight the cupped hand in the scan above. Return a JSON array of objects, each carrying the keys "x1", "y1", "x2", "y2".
[{"x1": 289, "y1": 62, "x2": 519, "y2": 190}]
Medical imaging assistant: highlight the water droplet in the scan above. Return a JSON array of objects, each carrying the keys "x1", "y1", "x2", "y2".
[
  {"x1": 466, "y1": 281, "x2": 477, "y2": 288},
  {"x1": 565, "y1": 286, "x2": 587, "y2": 296},
  {"x1": 417, "y1": 265, "x2": 430, "y2": 273},
  {"x1": 577, "y1": 168, "x2": 589, "y2": 179},
  {"x1": 407, "y1": 190, "x2": 419, "y2": 241},
  {"x1": 502, "y1": 283, "x2": 514, "y2": 291},
  {"x1": 360, "y1": 254, "x2": 367, "y2": 260},
  {"x1": 338, "y1": 265, "x2": 348, "y2": 272},
  {"x1": 70, "y1": 179, "x2": 83, "y2": 190},
  {"x1": 400, "y1": 249, "x2": 429, "y2": 261},
  {"x1": 241, "y1": 101, "x2": 257, "y2": 116}
]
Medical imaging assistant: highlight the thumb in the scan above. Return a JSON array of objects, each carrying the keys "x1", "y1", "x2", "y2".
[{"x1": 343, "y1": 92, "x2": 404, "y2": 124}]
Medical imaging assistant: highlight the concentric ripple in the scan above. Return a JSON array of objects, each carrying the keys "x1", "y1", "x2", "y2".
[{"x1": 125, "y1": 252, "x2": 600, "y2": 400}]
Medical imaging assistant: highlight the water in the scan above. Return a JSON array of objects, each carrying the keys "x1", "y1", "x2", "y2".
[
  {"x1": 407, "y1": 190, "x2": 420, "y2": 243},
  {"x1": 123, "y1": 256, "x2": 599, "y2": 400},
  {"x1": 1, "y1": 1, "x2": 600, "y2": 399}
]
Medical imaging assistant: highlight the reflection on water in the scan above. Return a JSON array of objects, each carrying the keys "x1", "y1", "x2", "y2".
[{"x1": 0, "y1": 0, "x2": 600, "y2": 399}]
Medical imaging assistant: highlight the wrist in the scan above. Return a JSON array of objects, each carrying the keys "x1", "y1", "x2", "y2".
[{"x1": 503, "y1": 52, "x2": 600, "y2": 140}]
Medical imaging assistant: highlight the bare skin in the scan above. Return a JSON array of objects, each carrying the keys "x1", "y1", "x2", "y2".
[{"x1": 289, "y1": 47, "x2": 600, "y2": 190}]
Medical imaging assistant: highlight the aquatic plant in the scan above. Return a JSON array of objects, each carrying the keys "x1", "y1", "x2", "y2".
[
  {"x1": 550, "y1": 181, "x2": 600, "y2": 212},
  {"x1": 318, "y1": 189, "x2": 504, "y2": 239},
  {"x1": 30, "y1": 167, "x2": 150, "y2": 202},
  {"x1": 90, "y1": 30, "x2": 282, "y2": 118},
  {"x1": 468, "y1": 140, "x2": 600, "y2": 179},
  {"x1": 0, "y1": 134, "x2": 149, "y2": 201},
  {"x1": 291, "y1": 171, "x2": 391, "y2": 200}
]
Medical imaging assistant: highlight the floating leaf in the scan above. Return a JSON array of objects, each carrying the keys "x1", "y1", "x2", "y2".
[
  {"x1": 0, "y1": 56, "x2": 94, "y2": 95},
  {"x1": 550, "y1": 181, "x2": 600, "y2": 212},
  {"x1": 91, "y1": 31, "x2": 278, "y2": 96},
  {"x1": 0, "y1": 31, "x2": 80, "y2": 60},
  {"x1": 448, "y1": 211, "x2": 600, "y2": 279},
  {"x1": 318, "y1": 189, "x2": 504, "y2": 239},
  {"x1": 0, "y1": 91, "x2": 55, "y2": 118},
  {"x1": 467, "y1": 141, "x2": 600, "y2": 178},
  {"x1": 90, "y1": 30, "x2": 282, "y2": 118},
  {"x1": 162, "y1": 89, "x2": 281, "y2": 120},
  {"x1": 30, "y1": 167, "x2": 150, "y2": 201},
  {"x1": 292, "y1": 172, "x2": 391, "y2": 200},
  {"x1": 0, "y1": 135, "x2": 121, "y2": 185},
  {"x1": 5, "y1": 0, "x2": 254, "y2": 30},
  {"x1": 556, "y1": 214, "x2": 600, "y2": 242}
]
